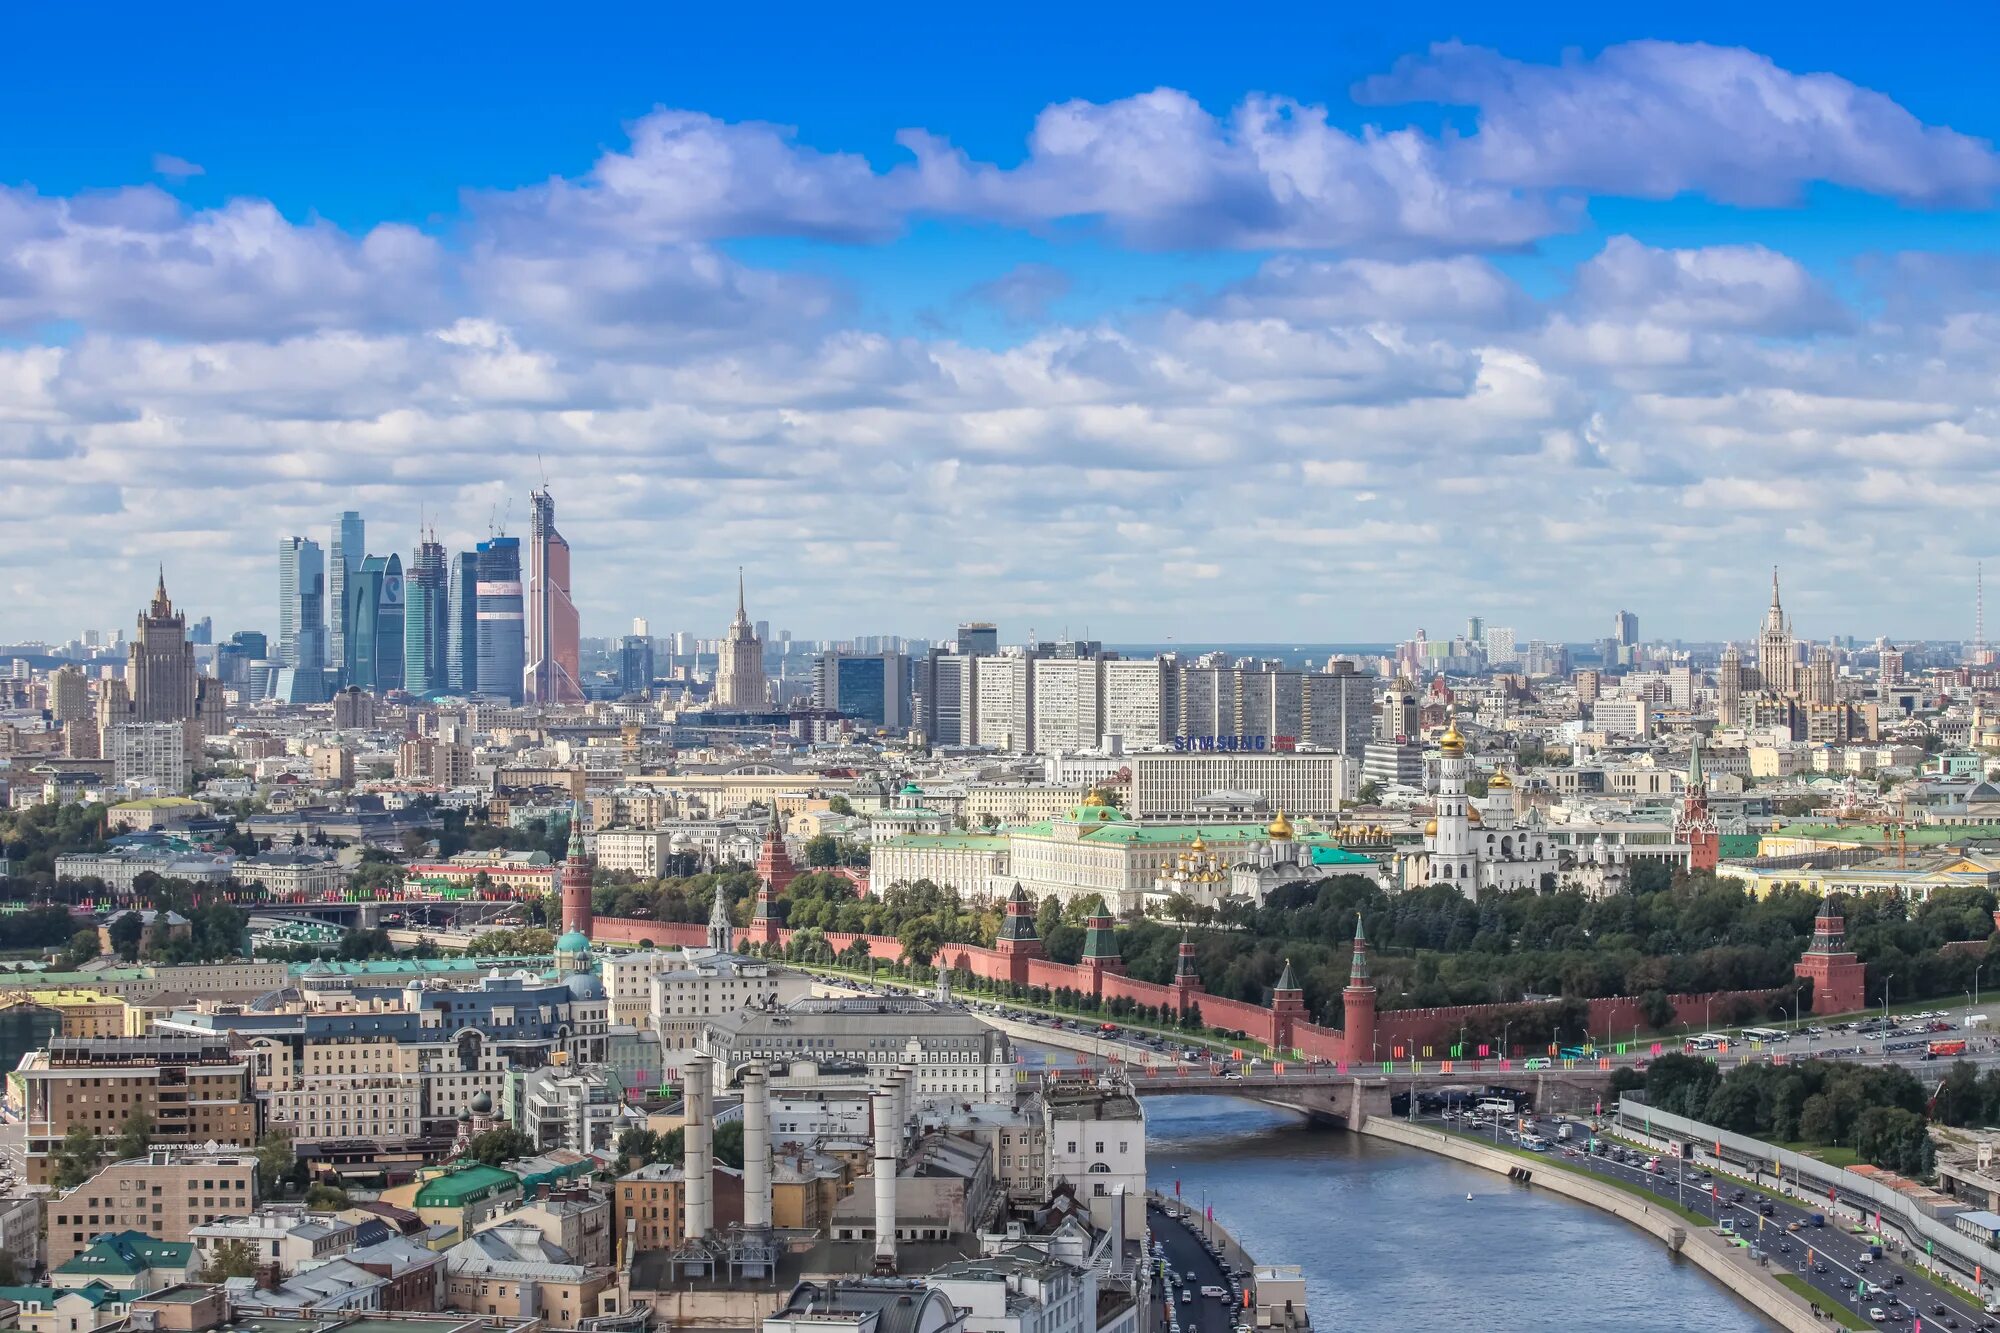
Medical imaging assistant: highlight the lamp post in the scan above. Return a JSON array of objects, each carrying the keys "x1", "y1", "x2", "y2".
[
  {"x1": 1884, "y1": 972, "x2": 1895, "y2": 1024},
  {"x1": 1502, "y1": 1020, "x2": 1512, "y2": 1062}
]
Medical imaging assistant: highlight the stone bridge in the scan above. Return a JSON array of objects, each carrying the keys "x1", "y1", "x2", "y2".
[{"x1": 1119, "y1": 1065, "x2": 1622, "y2": 1129}]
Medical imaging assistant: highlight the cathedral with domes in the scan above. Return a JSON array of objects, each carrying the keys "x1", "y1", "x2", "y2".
[{"x1": 1401, "y1": 720, "x2": 1562, "y2": 895}]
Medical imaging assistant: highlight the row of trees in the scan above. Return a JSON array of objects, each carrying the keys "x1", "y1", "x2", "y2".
[{"x1": 1636, "y1": 1054, "x2": 1937, "y2": 1176}]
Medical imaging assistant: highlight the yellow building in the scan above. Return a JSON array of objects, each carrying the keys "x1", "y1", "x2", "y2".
[
  {"x1": 1720, "y1": 853, "x2": 2000, "y2": 904},
  {"x1": 0, "y1": 990, "x2": 144, "y2": 1039}
]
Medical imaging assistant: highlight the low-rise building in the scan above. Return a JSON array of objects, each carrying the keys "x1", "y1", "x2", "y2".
[
  {"x1": 651, "y1": 954, "x2": 810, "y2": 1051},
  {"x1": 20, "y1": 1039, "x2": 256, "y2": 1186},
  {"x1": 43, "y1": 1150, "x2": 257, "y2": 1268}
]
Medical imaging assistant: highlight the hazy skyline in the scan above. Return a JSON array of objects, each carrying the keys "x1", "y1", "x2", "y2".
[{"x1": 3, "y1": 8, "x2": 1998, "y2": 642}]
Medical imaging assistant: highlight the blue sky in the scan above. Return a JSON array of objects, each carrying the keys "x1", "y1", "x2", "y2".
[{"x1": 3, "y1": 5, "x2": 1999, "y2": 643}]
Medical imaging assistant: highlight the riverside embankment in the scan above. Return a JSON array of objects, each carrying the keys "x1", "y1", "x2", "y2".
[{"x1": 1362, "y1": 1117, "x2": 1819, "y2": 1332}]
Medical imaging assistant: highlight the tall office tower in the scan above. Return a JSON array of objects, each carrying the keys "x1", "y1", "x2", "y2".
[
  {"x1": 1880, "y1": 642, "x2": 1904, "y2": 686},
  {"x1": 973, "y1": 652, "x2": 1034, "y2": 752},
  {"x1": 716, "y1": 570, "x2": 767, "y2": 708},
  {"x1": 345, "y1": 554, "x2": 405, "y2": 693},
  {"x1": 328, "y1": 511, "x2": 364, "y2": 669},
  {"x1": 276, "y1": 537, "x2": 327, "y2": 670},
  {"x1": 403, "y1": 535, "x2": 449, "y2": 697},
  {"x1": 1613, "y1": 610, "x2": 1639, "y2": 648},
  {"x1": 914, "y1": 650, "x2": 978, "y2": 745},
  {"x1": 475, "y1": 537, "x2": 524, "y2": 703},
  {"x1": 956, "y1": 623, "x2": 999, "y2": 657},
  {"x1": 1030, "y1": 656, "x2": 1103, "y2": 752},
  {"x1": 619, "y1": 635, "x2": 654, "y2": 695},
  {"x1": 1466, "y1": 616, "x2": 1485, "y2": 644},
  {"x1": 189, "y1": 617, "x2": 212, "y2": 646},
  {"x1": 632, "y1": 617, "x2": 650, "y2": 637},
  {"x1": 1375, "y1": 684, "x2": 1419, "y2": 743},
  {"x1": 524, "y1": 489, "x2": 583, "y2": 705},
  {"x1": 445, "y1": 551, "x2": 479, "y2": 694},
  {"x1": 128, "y1": 571, "x2": 197, "y2": 724}
]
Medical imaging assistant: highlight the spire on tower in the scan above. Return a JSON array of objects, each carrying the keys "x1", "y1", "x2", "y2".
[
  {"x1": 1347, "y1": 913, "x2": 1371, "y2": 986},
  {"x1": 736, "y1": 567, "x2": 747, "y2": 621}
]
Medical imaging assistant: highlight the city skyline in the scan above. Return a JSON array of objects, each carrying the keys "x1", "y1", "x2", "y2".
[{"x1": 7, "y1": 13, "x2": 2000, "y2": 639}]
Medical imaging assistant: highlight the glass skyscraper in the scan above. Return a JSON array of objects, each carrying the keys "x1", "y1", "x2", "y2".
[
  {"x1": 345, "y1": 553, "x2": 405, "y2": 693},
  {"x1": 475, "y1": 537, "x2": 524, "y2": 703},
  {"x1": 329, "y1": 510, "x2": 364, "y2": 671},
  {"x1": 403, "y1": 537, "x2": 448, "y2": 697},
  {"x1": 446, "y1": 551, "x2": 480, "y2": 695},
  {"x1": 277, "y1": 536, "x2": 326, "y2": 670}
]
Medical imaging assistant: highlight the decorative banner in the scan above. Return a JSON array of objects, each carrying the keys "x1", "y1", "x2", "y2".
[
  {"x1": 1423, "y1": 1045, "x2": 1433, "y2": 1059},
  {"x1": 1478, "y1": 1044, "x2": 1490, "y2": 1058},
  {"x1": 1336, "y1": 1061, "x2": 1348, "y2": 1074},
  {"x1": 1394, "y1": 1045, "x2": 1405, "y2": 1059},
  {"x1": 1651, "y1": 1042, "x2": 1662, "y2": 1056},
  {"x1": 1441, "y1": 1060, "x2": 1453, "y2": 1074}
]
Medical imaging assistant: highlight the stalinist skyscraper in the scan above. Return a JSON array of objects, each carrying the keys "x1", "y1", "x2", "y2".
[
  {"x1": 1756, "y1": 567, "x2": 1796, "y2": 695},
  {"x1": 716, "y1": 570, "x2": 767, "y2": 708},
  {"x1": 128, "y1": 570, "x2": 197, "y2": 724}
]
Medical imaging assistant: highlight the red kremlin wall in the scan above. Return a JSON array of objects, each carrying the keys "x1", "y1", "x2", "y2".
[{"x1": 588, "y1": 914, "x2": 1790, "y2": 1056}]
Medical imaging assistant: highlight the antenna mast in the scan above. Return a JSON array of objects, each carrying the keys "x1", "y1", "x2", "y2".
[{"x1": 1979, "y1": 561, "x2": 1988, "y2": 667}]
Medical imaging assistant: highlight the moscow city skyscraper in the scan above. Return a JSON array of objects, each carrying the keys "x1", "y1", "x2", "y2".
[
  {"x1": 344, "y1": 553, "x2": 405, "y2": 692},
  {"x1": 445, "y1": 550, "x2": 480, "y2": 695},
  {"x1": 524, "y1": 489, "x2": 582, "y2": 705},
  {"x1": 403, "y1": 534, "x2": 448, "y2": 698},
  {"x1": 328, "y1": 510, "x2": 364, "y2": 669},
  {"x1": 476, "y1": 536, "x2": 524, "y2": 704},
  {"x1": 276, "y1": 536, "x2": 327, "y2": 670}
]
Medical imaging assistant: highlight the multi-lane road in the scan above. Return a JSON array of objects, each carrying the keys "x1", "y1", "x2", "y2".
[
  {"x1": 1424, "y1": 1105, "x2": 1996, "y2": 1329},
  {"x1": 1147, "y1": 1198, "x2": 1248, "y2": 1333}
]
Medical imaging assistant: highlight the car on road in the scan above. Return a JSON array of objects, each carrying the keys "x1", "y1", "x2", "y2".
[
  {"x1": 1200, "y1": 1286, "x2": 1227, "y2": 1299},
  {"x1": 1815, "y1": 1263, "x2": 1829, "y2": 1274},
  {"x1": 1872, "y1": 1309, "x2": 1888, "y2": 1323}
]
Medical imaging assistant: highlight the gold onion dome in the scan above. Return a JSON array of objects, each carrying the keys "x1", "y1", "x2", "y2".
[
  {"x1": 1468, "y1": 806, "x2": 1483, "y2": 825},
  {"x1": 1424, "y1": 818, "x2": 1438, "y2": 836},
  {"x1": 1190, "y1": 834, "x2": 1207, "y2": 853},
  {"x1": 1081, "y1": 789, "x2": 1109, "y2": 808},
  {"x1": 1266, "y1": 809, "x2": 1294, "y2": 840},
  {"x1": 1440, "y1": 721, "x2": 1466, "y2": 754},
  {"x1": 1488, "y1": 770, "x2": 1512, "y2": 789}
]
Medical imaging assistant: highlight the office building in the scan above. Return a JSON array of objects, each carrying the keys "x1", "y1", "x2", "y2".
[
  {"x1": 103, "y1": 721, "x2": 191, "y2": 791},
  {"x1": 956, "y1": 622, "x2": 999, "y2": 656},
  {"x1": 716, "y1": 571, "x2": 767, "y2": 708},
  {"x1": 1614, "y1": 610, "x2": 1639, "y2": 648},
  {"x1": 524, "y1": 489, "x2": 583, "y2": 705},
  {"x1": 973, "y1": 654, "x2": 1033, "y2": 752},
  {"x1": 446, "y1": 550, "x2": 480, "y2": 694},
  {"x1": 814, "y1": 651, "x2": 909, "y2": 730},
  {"x1": 404, "y1": 535, "x2": 449, "y2": 697},
  {"x1": 46, "y1": 1149, "x2": 258, "y2": 1268},
  {"x1": 1031, "y1": 657, "x2": 1104, "y2": 753},
  {"x1": 1303, "y1": 660, "x2": 1375, "y2": 756},
  {"x1": 1102, "y1": 657, "x2": 1172, "y2": 748},
  {"x1": 619, "y1": 635, "x2": 654, "y2": 696},
  {"x1": 20, "y1": 1038, "x2": 256, "y2": 1185},
  {"x1": 329, "y1": 511, "x2": 364, "y2": 670},
  {"x1": 344, "y1": 553, "x2": 405, "y2": 693},
  {"x1": 1127, "y1": 750, "x2": 1357, "y2": 819},
  {"x1": 913, "y1": 650, "x2": 978, "y2": 746},
  {"x1": 276, "y1": 538, "x2": 327, "y2": 671},
  {"x1": 476, "y1": 538, "x2": 524, "y2": 703},
  {"x1": 702, "y1": 996, "x2": 1013, "y2": 1100}
]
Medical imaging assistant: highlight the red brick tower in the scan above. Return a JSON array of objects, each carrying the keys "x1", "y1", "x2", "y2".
[
  {"x1": 1170, "y1": 928, "x2": 1204, "y2": 1016},
  {"x1": 756, "y1": 805, "x2": 798, "y2": 898},
  {"x1": 1079, "y1": 896, "x2": 1123, "y2": 999},
  {"x1": 1270, "y1": 958, "x2": 1305, "y2": 1054},
  {"x1": 1795, "y1": 895, "x2": 1868, "y2": 1015},
  {"x1": 560, "y1": 801, "x2": 593, "y2": 939},
  {"x1": 1340, "y1": 914, "x2": 1378, "y2": 1066},
  {"x1": 1674, "y1": 736, "x2": 1720, "y2": 874},
  {"x1": 995, "y1": 885, "x2": 1043, "y2": 986}
]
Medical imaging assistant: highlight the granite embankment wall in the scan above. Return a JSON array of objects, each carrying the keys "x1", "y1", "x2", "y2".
[
  {"x1": 1362, "y1": 1118, "x2": 1821, "y2": 1333},
  {"x1": 587, "y1": 914, "x2": 1787, "y2": 1058}
]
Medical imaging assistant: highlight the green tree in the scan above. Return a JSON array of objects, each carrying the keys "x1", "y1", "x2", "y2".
[
  {"x1": 827, "y1": 795, "x2": 854, "y2": 816},
  {"x1": 468, "y1": 927, "x2": 556, "y2": 956},
  {"x1": 304, "y1": 1183, "x2": 351, "y2": 1211},
  {"x1": 108, "y1": 912, "x2": 145, "y2": 963},
  {"x1": 467, "y1": 1126, "x2": 533, "y2": 1166},
  {"x1": 712, "y1": 1119, "x2": 745, "y2": 1170},
  {"x1": 897, "y1": 917, "x2": 944, "y2": 967},
  {"x1": 254, "y1": 1129, "x2": 295, "y2": 1194},
  {"x1": 1355, "y1": 781, "x2": 1382, "y2": 807},
  {"x1": 803, "y1": 834, "x2": 840, "y2": 868},
  {"x1": 197, "y1": 1239, "x2": 260, "y2": 1281},
  {"x1": 51, "y1": 1123, "x2": 102, "y2": 1188},
  {"x1": 60, "y1": 928, "x2": 101, "y2": 969},
  {"x1": 112, "y1": 1110, "x2": 154, "y2": 1161}
]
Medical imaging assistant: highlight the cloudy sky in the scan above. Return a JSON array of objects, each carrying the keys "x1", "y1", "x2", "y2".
[{"x1": 2, "y1": 4, "x2": 1996, "y2": 645}]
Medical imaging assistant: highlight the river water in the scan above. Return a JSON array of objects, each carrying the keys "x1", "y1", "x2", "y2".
[{"x1": 1145, "y1": 1096, "x2": 1772, "y2": 1332}]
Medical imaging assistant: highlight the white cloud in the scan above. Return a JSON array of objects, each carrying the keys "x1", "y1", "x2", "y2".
[
  {"x1": 1357, "y1": 40, "x2": 2000, "y2": 208},
  {"x1": 151, "y1": 153, "x2": 205, "y2": 180},
  {"x1": 1569, "y1": 237, "x2": 1850, "y2": 334}
]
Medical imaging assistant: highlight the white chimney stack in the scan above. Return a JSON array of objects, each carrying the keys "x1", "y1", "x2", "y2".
[
  {"x1": 871, "y1": 1086, "x2": 899, "y2": 1273},
  {"x1": 744, "y1": 1059, "x2": 772, "y2": 1230},
  {"x1": 682, "y1": 1058, "x2": 713, "y2": 1240},
  {"x1": 896, "y1": 1060, "x2": 916, "y2": 1131}
]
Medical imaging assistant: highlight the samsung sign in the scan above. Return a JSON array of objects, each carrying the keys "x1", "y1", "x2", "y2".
[{"x1": 1172, "y1": 734, "x2": 1297, "y2": 753}]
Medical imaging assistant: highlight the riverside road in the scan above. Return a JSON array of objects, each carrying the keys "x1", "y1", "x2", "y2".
[{"x1": 1422, "y1": 1104, "x2": 1996, "y2": 1329}]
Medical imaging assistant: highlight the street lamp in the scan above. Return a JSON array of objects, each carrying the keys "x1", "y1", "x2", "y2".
[
  {"x1": 1502, "y1": 1020, "x2": 1513, "y2": 1061},
  {"x1": 1884, "y1": 972, "x2": 1895, "y2": 1022}
]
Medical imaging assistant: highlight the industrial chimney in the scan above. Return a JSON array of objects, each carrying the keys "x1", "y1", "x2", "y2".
[
  {"x1": 682, "y1": 1058, "x2": 713, "y2": 1241},
  {"x1": 744, "y1": 1058, "x2": 773, "y2": 1230},
  {"x1": 871, "y1": 1086, "x2": 899, "y2": 1274}
]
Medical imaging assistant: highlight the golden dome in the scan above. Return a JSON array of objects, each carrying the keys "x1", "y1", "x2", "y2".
[
  {"x1": 1424, "y1": 818, "x2": 1438, "y2": 837},
  {"x1": 1488, "y1": 770, "x2": 1513, "y2": 790},
  {"x1": 1266, "y1": 809, "x2": 1294, "y2": 840},
  {"x1": 1467, "y1": 806, "x2": 1483, "y2": 825},
  {"x1": 1440, "y1": 720, "x2": 1466, "y2": 755},
  {"x1": 1081, "y1": 788, "x2": 1109, "y2": 808},
  {"x1": 1190, "y1": 834, "x2": 1208, "y2": 853}
]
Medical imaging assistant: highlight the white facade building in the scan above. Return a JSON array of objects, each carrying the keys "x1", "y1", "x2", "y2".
[{"x1": 1127, "y1": 751, "x2": 1357, "y2": 820}]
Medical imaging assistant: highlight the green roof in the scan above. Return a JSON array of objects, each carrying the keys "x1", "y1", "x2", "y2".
[
  {"x1": 414, "y1": 1163, "x2": 520, "y2": 1208},
  {"x1": 112, "y1": 797, "x2": 204, "y2": 810},
  {"x1": 1770, "y1": 822, "x2": 2000, "y2": 847},
  {"x1": 1309, "y1": 846, "x2": 1377, "y2": 866},
  {"x1": 1718, "y1": 834, "x2": 1762, "y2": 860},
  {"x1": 288, "y1": 955, "x2": 547, "y2": 978},
  {"x1": 0, "y1": 1284, "x2": 117, "y2": 1309},
  {"x1": 878, "y1": 834, "x2": 1009, "y2": 851},
  {"x1": 556, "y1": 930, "x2": 590, "y2": 953},
  {"x1": 56, "y1": 1233, "x2": 193, "y2": 1278}
]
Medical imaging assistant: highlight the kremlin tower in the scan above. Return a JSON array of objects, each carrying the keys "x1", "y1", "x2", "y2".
[
  {"x1": 1674, "y1": 736, "x2": 1720, "y2": 874},
  {"x1": 756, "y1": 805, "x2": 798, "y2": 897},
  {"x1": 556, "y1": 801, "x2": 593, "y2": 974},
  {"x1": 1340, "y1": 914, "x2": 1377, "y2": 1066}
]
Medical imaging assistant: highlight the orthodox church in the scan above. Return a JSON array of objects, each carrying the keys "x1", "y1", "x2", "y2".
[{"x1": 1400, "y1": 720, "x2": 1561, "y2": 895}]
